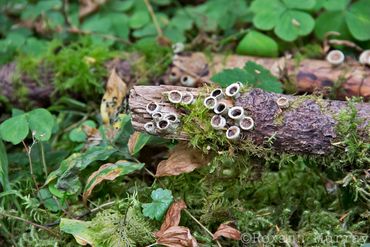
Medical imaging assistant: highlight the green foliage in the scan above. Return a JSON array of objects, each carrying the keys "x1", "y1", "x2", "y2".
[
  {"x1": 0, "y1": 140, "x2": 10, "y2": 192},
  {"x1": 236, "y1": 31, "x2": 279, "y2": 57},
  {"x1": 46, "y1": 145, "x2": 117, "y2": 194},
  {"x1": 211, "y1": 61, "x2": 283, "y2": 93},
  {"x1": 251, "y1": 0, "x2": 315, "y2": 41},
  {"x1": 61, "y1": 200, "x2": 155, "y2": 246},
  {"x1": 315, "y1": 0, "x2": 370, "y2": 41},
  {"x1": 142, "y1": 188, "x2": 173, "y2": 221},
  {"x1": 16, "y1": 39, "x2": 115, "y2": 98},
  {"x1": 0, "y1": 108, "x2": 54, "y2": 145}
]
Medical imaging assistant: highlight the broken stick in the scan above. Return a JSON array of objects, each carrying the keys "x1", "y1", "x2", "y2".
[{"x1": 129, "y1": 85, "x2": 370, "y2": 155}]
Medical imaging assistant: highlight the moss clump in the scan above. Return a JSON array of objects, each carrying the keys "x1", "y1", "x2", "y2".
[
  {"x1": 15, "y1": 38, "x2": 116, "y2": 99},
  {"x1": 180, "y1": 87, "x2": 229, "y2": 154},
  {"x1": 330, "y1": 98, "x2": 370, "y2": 169}
]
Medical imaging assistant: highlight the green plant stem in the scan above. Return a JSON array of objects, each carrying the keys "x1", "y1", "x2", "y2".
[
  {"x1": 183, "y1": 208, "x2": 222, "y2": 247},
  {"x1": 143, "y1": 0, "x2": 163, "y2": 37},
  {"x1": 0, "y1": 211, "x2": 60, "y2": 237},
  {"x1": 40, "y1": 142, "x2": 48, "y2": 178},
  {"x1": 22, "y1": 141, "x2": 38, "y2": 190},
  {"x1": 146, "y1": 243, "x2": 158, "y2": 247}
]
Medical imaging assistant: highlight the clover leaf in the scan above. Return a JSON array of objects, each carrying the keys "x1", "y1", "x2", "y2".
[
  {"x1": 142, "y1": 188, "x2": 173, "y2": 221},
  {"x1": 315, "y1": 0, "x2": 370, "y2": 41},
  {"x1": 251, "y1": 0, "x2": 315, "y2": 41}
]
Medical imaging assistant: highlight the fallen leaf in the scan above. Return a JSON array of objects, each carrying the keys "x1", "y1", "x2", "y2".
[
  {"x1": 83, "y1": 160, "x2": 144, "y2": 203},
  {"x1": 100, "y1": 69, "x2": 128, "y2": 125},
  {"x1": 128, "y1": 131, "x2": 151, "y2": 156},
  {"x1": 156, "y1": 143, "x2": 209, "y2": 177},
  {"x1": 213, "y1": 221, "x2": 241, "y2": 240},
  {"x1": 156, "y1": 226, "x2": 198, "y2": 247},
  {"x1": 156, "y1": 200, "x2": 187, "y2": 238},
  {"x1": 60, "y1": 218, "x2": 95, "y2": 246}
]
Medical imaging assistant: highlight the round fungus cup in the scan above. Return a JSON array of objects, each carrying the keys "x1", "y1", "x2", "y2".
[
  {"x1": 203, "y1": 96, "x2": 217, "y2": 109},
  {"x1": 164, "y1": 113, "x2": 179, "y2": 123},
  {"x1": 210, "y1": 88, "x2": 224, "y2": 99},
  {"x1": 276, "y1": 97, "x2": 289, "y2": 109},
  {"x1": 144, "y1": 122, "x2": 156, "y2": 134},
  {"x1": 239, "y1": 116, "x2": 254, "y2": 131},
  {"x1": 182, "y1": 92, "x2": 194, "y2": 105},
  {"x1": 168, "y1": 90, "x2": 183, "y2": 104},
  {"x1": 180, "y1": 75, "x2": 196, "y2": 87},
  {"x1": 146, "y1": 102, "x2": 161, "y2": 114},
  {"x1": 226, "y1": 126, "x2": 241, "y2": 140},
  {"x1": 214, "y1": 101, "x2": 229, "y2": 115},
  {"x1": 211, "y1": 115, "x2": 227, "y2": 130},
  {"x1": 228, "y1": 106, "x2": 244, "y2": 120},
  {"x1": 225, "y1": 82, "x2": 241, "y2": 98},
  {"x1": 152, "y1": 112, "x2": 164, "y2": 122},
  {"x1": 359, "y1": 50, "x2": 370, "y2": 65},
  {"x1": 326, "y1": 50, "x2": 345, "y2": 65},
  {"x1": 156, "y1": 119, "x2": 171, "y2": 132}
]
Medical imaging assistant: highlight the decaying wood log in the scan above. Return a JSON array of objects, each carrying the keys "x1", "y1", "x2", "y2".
[
  {"x1": 163, "y1": 52, "x2": 370, "y2": 100},
  {"x1": 129, "y1": 85, "x2": 370, "y2": 155}
]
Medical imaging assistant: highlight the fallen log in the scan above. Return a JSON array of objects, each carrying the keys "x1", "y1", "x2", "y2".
[
  {"x1": 129, "y1": 85, "x2": 370, "y2": 155},
  {"x1": 1, "y1": 52, "x2": 369, "y2": 111},
  {"x1": 162, "y1": 52, "x2": 370, "y2": 100}
]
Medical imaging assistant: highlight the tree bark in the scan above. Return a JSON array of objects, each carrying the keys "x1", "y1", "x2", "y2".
[
  {"x1": 129, "y1": 85, "x2": 370, "y2": 155},
  {"x1": 163, "y1": 52, "x2": 370, "y2": 100}
]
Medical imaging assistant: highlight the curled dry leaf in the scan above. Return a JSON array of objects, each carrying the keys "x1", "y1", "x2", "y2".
[
  {"x1": 213, "y1": 221, "x2": 241, "y2": 240},
  {"x1": 156, "y1": 200, "x2": 187, "y2": 238},
  {"x1": 156, "y1": 226, "x2": 198, "y2": 247},
  {"x1": 156, "y1": 143, "x2": 209, "y2": 177},
  {"x1": 100, "y1": 69, "x2": 128, "y2": 125},
  {"x1": 82, "y1": 160, "x2": 144, "y2": 203}
]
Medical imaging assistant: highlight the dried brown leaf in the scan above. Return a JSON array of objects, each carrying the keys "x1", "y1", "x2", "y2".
[
  {"x1": 82, "y1": 163, "x2": 121, "y2": 203},
  {"x1": 128, "y1": 131, "x2": 140, "y2": 155},
  {"x1": 156, "y1": 226, "x2": 198, "y2": 247},
  {"x1": 100, "y1": 69, "x2": 128, "y2": 125},
  {"x1": 213, "y1": 221, "x2": 241, "y2": 240},
  {"x1": 156, "y1": 200, "x2": 187, "y2": 238},
  {"x1": 155, "y1": 143, "x2": 209, "y2": 177}
]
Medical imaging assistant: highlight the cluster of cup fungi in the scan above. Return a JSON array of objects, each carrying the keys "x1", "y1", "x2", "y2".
[
  {"x1": 326, "y1": 49, "x2": 370, "y2": 66},
  {"x1": 144, "y1": 82, "x2": 291, "y2": 140},
  {"x1": 144, "y1": 90, "x2": 195, "y2": 135}
]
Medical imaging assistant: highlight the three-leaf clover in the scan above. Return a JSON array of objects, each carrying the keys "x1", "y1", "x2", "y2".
[
  {"x1": 251, "y1": 0, "x2": 316, "y2": 41},
  {"x1": 315, "y1": 0, "x2": 370, "y2": 41},
  {"x1": 142, "y1": 188, "x2": 173, "y2": 221}
]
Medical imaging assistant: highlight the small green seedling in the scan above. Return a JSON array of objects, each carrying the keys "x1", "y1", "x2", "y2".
[{"x1": 0, "y1": 108, "x2": 55, "y2": 145}]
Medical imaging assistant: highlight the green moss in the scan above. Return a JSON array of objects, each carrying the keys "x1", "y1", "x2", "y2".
[
  {"x1": 330, "y1": 97, "x2": 370, "y2": 169},
  {"x1": 15, "y1": 38, "x2": 116, "y2": 99}
]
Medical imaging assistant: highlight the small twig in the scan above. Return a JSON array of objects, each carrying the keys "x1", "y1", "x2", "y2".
[
  {"x1": 143, "y1": 0, "x2": 163, "y2": 37},
  {"x1": 0, "y1": 211, "x2": 60, "y2": 237},
  {"x1": 183, "y1": 208, "x2": 222, "y2": 247}
]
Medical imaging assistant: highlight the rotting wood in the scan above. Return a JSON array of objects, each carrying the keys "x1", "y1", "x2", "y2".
[
  {"x1": 129, "y1": 85, "x2": 370, "y2": 155},
  {"x1": 162, "y1": 52, "x2": 370, "y2": 100}
]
